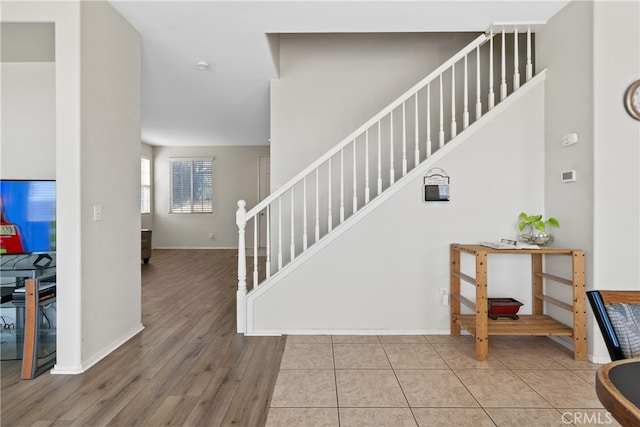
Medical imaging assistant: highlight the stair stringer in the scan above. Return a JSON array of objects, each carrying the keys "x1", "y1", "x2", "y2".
[{"x1": 245, "y1": 70, "x2": 547, "y2": 336}]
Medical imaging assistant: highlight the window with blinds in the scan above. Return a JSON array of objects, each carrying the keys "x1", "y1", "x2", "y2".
[
  {"x1": 170, "y1": 158, "x2": 213, "y2": 213},
  {"x1": 141, "y1": 157, "x2": 151, "y2": 214}
]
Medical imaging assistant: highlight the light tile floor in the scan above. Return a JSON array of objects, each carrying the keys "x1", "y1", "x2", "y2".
[{"x1": 266, "y1": 335, "x2": 619, "y2": 427}]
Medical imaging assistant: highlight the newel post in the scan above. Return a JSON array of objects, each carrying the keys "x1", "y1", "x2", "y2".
[{"x1": 236, "y1": 200, "x2": 247, "y2": 333}]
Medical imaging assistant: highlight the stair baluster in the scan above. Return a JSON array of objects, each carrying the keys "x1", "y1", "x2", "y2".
[
  {"x1": 414, "y1": 94, "x2": 420, "y2": 167},
  {"x1": 476, "y1": 46, "x2": 482, "y2": 120},
  {"x1": 514, "y1": 28, "x2": 520, "y2": 90},
  {"x1": 500, "y1": 28, "x2": 507, "y2": 101},
  {"x1": 426, "y1": 83, "x2": 432, "y2": 157},
  {"x1": 463, "y1": 56, "x2": 470, "y2": 130},
  {"x1": 365, "y1": 130, "x2": 371, "y2": 204},
  {"x1": 526, "y1": 28, "x2": 533, "y2": 82},
  {"x1": 488, "y1": 29, "x2": 495, "y2": 110},
  {"x1": 353, "y1": 140, "x2": 358, "y2": 213},
  {"x1": 402, "y1": 102, "x2": 408, "y2": 176}
]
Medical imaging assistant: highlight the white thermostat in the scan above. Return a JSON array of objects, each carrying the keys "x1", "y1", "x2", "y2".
[{"x1": 561, "y1": 170, "x2": 577, "y2": 183}]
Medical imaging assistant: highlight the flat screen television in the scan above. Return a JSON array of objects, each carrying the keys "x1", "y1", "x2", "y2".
[{"x1": 0, "y1": 180, "x2": 56, "y2": 254}]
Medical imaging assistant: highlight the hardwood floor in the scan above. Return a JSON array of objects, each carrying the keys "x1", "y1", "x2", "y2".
[{"x1": 0, "y1": 249, "x2": 286, "y2": 426}]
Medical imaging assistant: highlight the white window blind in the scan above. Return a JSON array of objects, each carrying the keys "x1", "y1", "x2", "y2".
[
  {"x1": 170, "y1": 158, "x2": 213, "y2": 213},
  {"x1": 141, "y1": 157, "x2": 151, "y2": 214}
]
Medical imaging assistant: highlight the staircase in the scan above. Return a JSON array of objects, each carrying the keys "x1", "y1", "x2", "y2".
[{"x1": 236, "y1": 24, "x2": 546, "y2": 334}]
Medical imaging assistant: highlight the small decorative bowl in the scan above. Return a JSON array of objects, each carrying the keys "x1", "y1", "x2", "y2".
[{"x1": 488, "y1": 298, "x2": 523, "y2": 320}]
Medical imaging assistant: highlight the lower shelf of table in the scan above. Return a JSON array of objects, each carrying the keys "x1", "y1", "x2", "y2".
[{"x1": 452, "y1": 314, "x2": 574, "y2": 337}]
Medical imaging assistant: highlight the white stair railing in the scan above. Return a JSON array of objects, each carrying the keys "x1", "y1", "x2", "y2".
[{"x1": 236, "y1": 24, "x2": 541, "y2": 332}]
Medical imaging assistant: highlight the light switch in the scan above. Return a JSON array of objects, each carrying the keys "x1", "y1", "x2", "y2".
[{"x1": 93, "y1": 204, "x2": 102, "y2": 221}]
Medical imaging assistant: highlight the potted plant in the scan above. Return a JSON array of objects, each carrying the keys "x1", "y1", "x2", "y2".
[{"x1": 518, "y1": 212, "x2": 559, "y2": 245}]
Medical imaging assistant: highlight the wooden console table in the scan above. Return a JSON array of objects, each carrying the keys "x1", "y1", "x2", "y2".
[{"x1": 450, "y1": 244, "x2": 586, "y2": 361}]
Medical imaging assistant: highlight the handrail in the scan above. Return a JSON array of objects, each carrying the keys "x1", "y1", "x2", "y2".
[{"x1": 245, "y1": 33, "x2": 488, "y2": 219}]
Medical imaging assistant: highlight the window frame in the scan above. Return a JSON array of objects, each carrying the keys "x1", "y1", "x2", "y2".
[
  {"x1": 169, "y1": 157, "x2": 214, "y2": 214},
  {"x1": 141, "y1": 156, "x2": 151, "y2": 214}
]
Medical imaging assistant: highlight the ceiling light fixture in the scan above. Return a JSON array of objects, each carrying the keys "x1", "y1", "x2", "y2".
[{"x1": 196, "y1": 61, "x2": 210, "y2": 71}]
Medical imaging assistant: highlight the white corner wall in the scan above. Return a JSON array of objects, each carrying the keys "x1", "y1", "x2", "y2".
[
  {"x1": 78, "y1": 0, "x2": 143, "y2": 370},
  {"x1": 3, "y1": 0, "x2": 85, "y2": 373},
  {"x1": 535, "y1": 0, "x2": 596, "y2": 357},
  {"x1": 4, "y1": 0, "x2": 144, "y2": 373},
  {"x1": 152, "y1": 145, "x2": 269, "y2": 248},
  {"x1": 537, "y1": 1, "x2": 594, "y2": 260},
  {"x1": 270, "y1": 32, "x2": 480, "y2": 189},
  {"x1": 538, "y1": 0, "x2": 640, "y2": 363},
  {"x1": 592, "y1": 1, "x2": 640, "y2": 290},
  {"x1": 592, "y1": 0, "x2": 640, "y2": 361},
  {"x1": 250, "y1": 83, "x2": 546, "y2": 334}
]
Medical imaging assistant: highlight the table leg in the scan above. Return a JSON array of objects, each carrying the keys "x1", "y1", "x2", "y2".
[
  {"x1": 450, "y1": 245, "x2": 461, "y2": 336},
  {"x1": 21, "y1": 279, "x2": 37, "y2": 379},
  {"x1": 532, "y1": 253, "x2": 543, "y2": 315},
  {"x1": 572, "y1": 251, "x2": 586, "y2": 361},
  {"x1": 475, "y1": 251, "x2": 488, "y2": 360}
]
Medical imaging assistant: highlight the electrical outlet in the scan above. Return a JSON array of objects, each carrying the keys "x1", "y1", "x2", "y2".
[
  {"x1": 439, "y1": 288, "x2": 449, "y2": 306},
  {"x1": 441, "y1": 293, "x2": 449, "y2": 306},
  {"x1": 209, "y1": 233, "x2": 215, "y2": 239}
]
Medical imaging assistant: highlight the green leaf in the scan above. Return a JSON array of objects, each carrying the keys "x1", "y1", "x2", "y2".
[
  {"x1": 547, "y1": 217, "x2": 560, "y2": 228},
  {"x1": 518, "y1": 212, "x2": 560, "y2": 234}
]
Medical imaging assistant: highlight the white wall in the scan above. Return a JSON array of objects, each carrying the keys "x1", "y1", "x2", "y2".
[
  {"x1": 1, "y1": 62, "x2": 55, "y2": 179},
  {"x1": 3, "y1": 0, "x2": 84, "y2": 373},
  {"x1": 536, "y1": 0, "x2": 596, "y2": 355},
  {"x1": 79, "y1": 0, "x2": 143, "y2": 368},
  {"x1": 538, "y1": 0, "x2": 640, "y2": 362},
  {"x1": 153, "y1": 145, "x2": 269, "y2": 248},
  {"x1": 537, "y1": 1, "x2": 594, "y2": 257},
  {"x1": 270, "y1": 32, "x2": 479, "y2": 188},
  {"x1": 593, "y1": 1, "x2": 640, "y2": 290},
  {"x1": 592, "y1": 0, "x2": 640, "y2": 361},
  {"x1": 2, "y1": 0, "x2": 142, "y2": 372},
  {"x1": 250, "y1": 83, "x2": 546, "y2": 333}
]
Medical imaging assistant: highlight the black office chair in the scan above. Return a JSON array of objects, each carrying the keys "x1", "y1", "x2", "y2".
[{"x1": 587, "y1": 290, "x2": 640, "y2": 361}]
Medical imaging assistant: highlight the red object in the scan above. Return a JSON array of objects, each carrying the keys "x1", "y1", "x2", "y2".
[
  {"x1": 488, "y1": 298, "x2": 523, "y2": 320},
  {"x1": 0, "y1": 219, "x2": 25, "y2": 253}
]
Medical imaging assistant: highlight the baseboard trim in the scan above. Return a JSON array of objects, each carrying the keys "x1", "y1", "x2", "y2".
[
  {"x1": 81, "y1": 324, "x2": 145, "y2": 373},
  {"x1": 153, "y1": 246, "x2": 238, "y2": 250},
  {"x1": 50, "y1": 365, "x2": 85, "y2": 375},
  {"x1": 245, "y1": 328, "x2": 451, "y2": 337},
  {"x1": 589, "y1": 355, "x2": 611, "y2": 365},
  {"x1": 51, "y1": 324, "x2": 145, "y2": 375}
]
